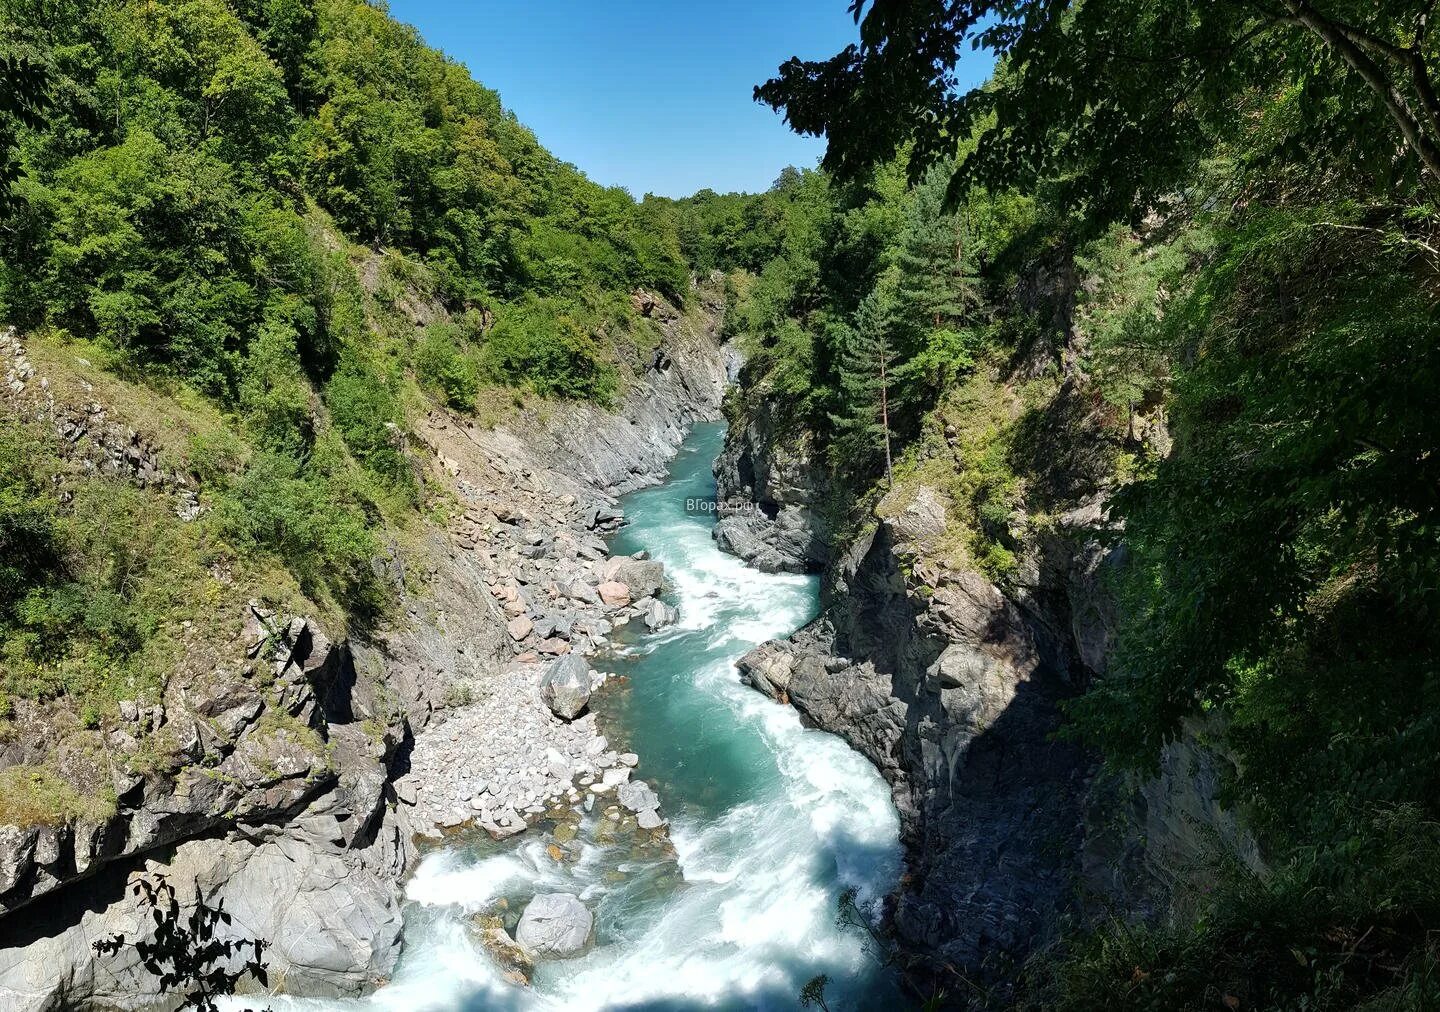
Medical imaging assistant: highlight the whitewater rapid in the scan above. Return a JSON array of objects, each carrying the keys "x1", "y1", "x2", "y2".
[{"x1": 239, "y1": 424, "x2": 905, "y2": 1010}]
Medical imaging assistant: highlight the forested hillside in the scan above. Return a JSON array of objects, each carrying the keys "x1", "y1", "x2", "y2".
[
  {"x1": 718, "y1": 1, "x2": 1440, "y2": 1007},
  {"x1": 0, "y1": 0, "x2": 732, "y2": 753},
  {"x1": 3, "y1": 0, "x2": 1439, "y2": 1007}
]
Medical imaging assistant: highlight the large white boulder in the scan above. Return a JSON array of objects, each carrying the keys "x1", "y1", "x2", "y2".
[{"x1": 515, "y1": 893, "x2": 593, "y2": 957}]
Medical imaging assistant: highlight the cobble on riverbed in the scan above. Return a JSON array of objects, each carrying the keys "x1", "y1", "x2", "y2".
[
  {"x1": 392, "y1": 452, "x2": 674, "y2": 840},
  {"x1": 397, "y1": 660, "x2": 647, "y2": 838}
]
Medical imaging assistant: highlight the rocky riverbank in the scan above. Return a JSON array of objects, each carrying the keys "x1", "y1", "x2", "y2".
[
  {"x1": 0, "y1": 284, "x2": 727, "y2": 1010},
  {"x1": 719, "y1": 269, "x2": 1259, "y2": 995},
  {"x1": 400, "y1": 685, "x2": 658, "y2": 839}
]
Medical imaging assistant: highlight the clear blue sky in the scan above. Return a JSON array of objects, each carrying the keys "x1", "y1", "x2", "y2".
[{"x1": 385, "y1": 1, "x2": 995, "y2": 198}]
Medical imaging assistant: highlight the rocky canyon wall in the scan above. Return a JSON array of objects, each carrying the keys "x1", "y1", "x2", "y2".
[
  {"x1": 0, "y1": 283, "x2": 729, "y2": 1011},
  {"x1": 723, "y1": 261, "x2": 1260, "y2": 996}
]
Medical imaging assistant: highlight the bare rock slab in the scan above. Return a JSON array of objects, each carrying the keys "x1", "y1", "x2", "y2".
[{"x1": 515, "y1": 892, "x2": 593, "y2": 957}]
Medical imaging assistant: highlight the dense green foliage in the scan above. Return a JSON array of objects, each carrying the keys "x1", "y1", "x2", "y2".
[
  {"x1": 0, "y1": 0, "x2": 721, "y2": 635},
  {"x1": 0, "y1": 421, "x2": 187, "y2": 708},
  {"x1": 0, "y1": 0, "x2": 715, "y2": 731},
  {"x1": 0, "y1": 22, "x2": 48, "y2": 213},
  {"x1": 1056, "y1": 207, "x2": 1440, "y2": 1008},
  {"x1": 751, "y1": 2, "x2": 1440, "y2": 1008},
  {"x1": 0, "y1": 0, "x2": 690, "y2": 399},
  {"x1": 709, "y1": 156, "x2": 1032, "y2": 480}
]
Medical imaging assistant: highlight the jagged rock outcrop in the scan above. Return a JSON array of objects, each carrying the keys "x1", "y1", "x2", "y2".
[
  {"x1": 738, "y1": 489, "x2": 1256, "y2": 988},
  {"x1": 713, "y1": 396, "x2": 832, "y2": 573},
  {"x1": 486, "y1": 288, "x2": 729, "y2": 497},
  {"x1": 738, "y1": 505, "x2": 1096, "y2": 978},
  {"x1": 0, "y1": 609, "x2": 394, "y2": 915},
  {"x1": 0, "y1": 607, "x2": 416, "y2": 1009},
  {"x1": 0, "y1": 285, "x2": 729, "y2": 1007}
]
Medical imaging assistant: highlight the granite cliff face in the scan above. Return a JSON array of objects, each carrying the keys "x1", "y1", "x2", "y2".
[
  {"x1": 737, "y1": 472, "x2": 1259, "y2": 991},
  {"x1": 738, "y1": 496, "x2": 1101, "y2": 979},
  {"x1": 0, "y1": 285, "x2": 730, "y2": 1010},
  {"x1": 0, "y1": 607, "x2": 414, "y2": 1007}
]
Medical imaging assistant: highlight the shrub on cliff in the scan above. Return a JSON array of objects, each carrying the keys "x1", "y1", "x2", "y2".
[
  {"x1": 481, "y1": 295, "x2": 620, "y2": 403},
  {"x1": 415, "y1": 321, "x2": 482, "y2": 411}
]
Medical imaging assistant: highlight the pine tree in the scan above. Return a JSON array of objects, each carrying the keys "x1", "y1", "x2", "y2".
[
  {"x1": 885, "y1": 170, "x2": 983, "y2": 415},
  {"x1": 830, "y1": 291, "x2": 896, "y2": 488},
  {"x1": 889, "y1": 169, "x2": 981, "y2": 352}
]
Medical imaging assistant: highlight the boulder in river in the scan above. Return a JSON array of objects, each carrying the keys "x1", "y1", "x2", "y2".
[
  {"x1": 515, "y1": 893, "x2": 593, "y2": 957},
  {"x1": 617, "y1": 780, "x2": 659, "y2": 815},
  {"x1": 540, "y1": 654, "x2": 591, "y2": 720},
  {"x1": 604, "y1": 557, "x2": 665, "y2": 599},
  {"x1": 640, "y1": 598, "x2": 678, "y2": 630},
  {"x1": 584, "y1": 504, "x2": 623, "y2": 530},
  {"x1": 475, "y1": 916, "x2": 535, "y2": 985}
]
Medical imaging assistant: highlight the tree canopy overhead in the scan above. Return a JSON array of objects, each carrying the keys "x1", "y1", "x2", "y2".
[{"x1": 758, "y1": 0, "x2": 1440, "y2": 219}]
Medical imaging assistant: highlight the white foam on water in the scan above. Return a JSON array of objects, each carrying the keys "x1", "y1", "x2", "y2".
[{"x1": 228, "y1": 428, "x2": 903, "y2": 1011}]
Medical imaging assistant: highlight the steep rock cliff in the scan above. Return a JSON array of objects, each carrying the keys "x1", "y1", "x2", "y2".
[
  {"x1": 712, "y1": 395, "x2": 833, "y2": 573},
  {"x1": 728, "y1": 256, "x2": 1256, "y2": 993},
  {"x1": 738, "y1": 496, "x2": 1100, "y2": 980},
  {"x1": 738, "y1": 477, "x2": 1259, "y2": 989}
]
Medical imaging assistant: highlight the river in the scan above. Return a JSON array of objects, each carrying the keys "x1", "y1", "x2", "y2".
[{"x1": 259, "y1": 422, "x2": 906, "y2": 1011}]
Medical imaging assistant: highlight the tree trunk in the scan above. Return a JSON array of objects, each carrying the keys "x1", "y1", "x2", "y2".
[{"x1": 879, "y1": 349, "x2": 894, "y2": 490}]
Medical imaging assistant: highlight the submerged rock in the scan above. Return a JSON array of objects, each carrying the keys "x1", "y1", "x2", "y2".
[
  {"x1": 515, "y1": 893, "x2": 593, "y2": 957},
  {"x1": 540, "y1": 654, "x2": 591, "y2": 720},
  {"x1": 475, "y1": 916, "x2": 535, "y2": 986}
]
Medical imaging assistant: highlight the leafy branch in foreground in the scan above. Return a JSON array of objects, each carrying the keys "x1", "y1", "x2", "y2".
[
  {"x1": 758, "y1": 0, "x2": 1440, "y2": 220},
  {"x1": 799, "y1": 973, "x2": 832, "y2": 1010},
  {"x1": 93, "y1": 874, "x2": 270, "y2": 1012},
  {"x1": 0, "y1": 31, "x2": 48, "y2": 213}
]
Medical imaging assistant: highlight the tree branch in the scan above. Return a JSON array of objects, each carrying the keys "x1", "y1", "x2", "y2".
[
  {"x1": 1306, "y1": 220, "x2": 1440, "y2": 266},
  {"x1": 1089, "y1": 19, "x2": 1280, "y2": 67},
  {"x1": 1279, "y1": 0, "x2": 1440, "y2": 180}
]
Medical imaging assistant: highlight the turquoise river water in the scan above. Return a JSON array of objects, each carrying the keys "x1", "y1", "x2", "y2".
[{"x1": 251, "y1": 423, "x2": 906, "y2": 1011}]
